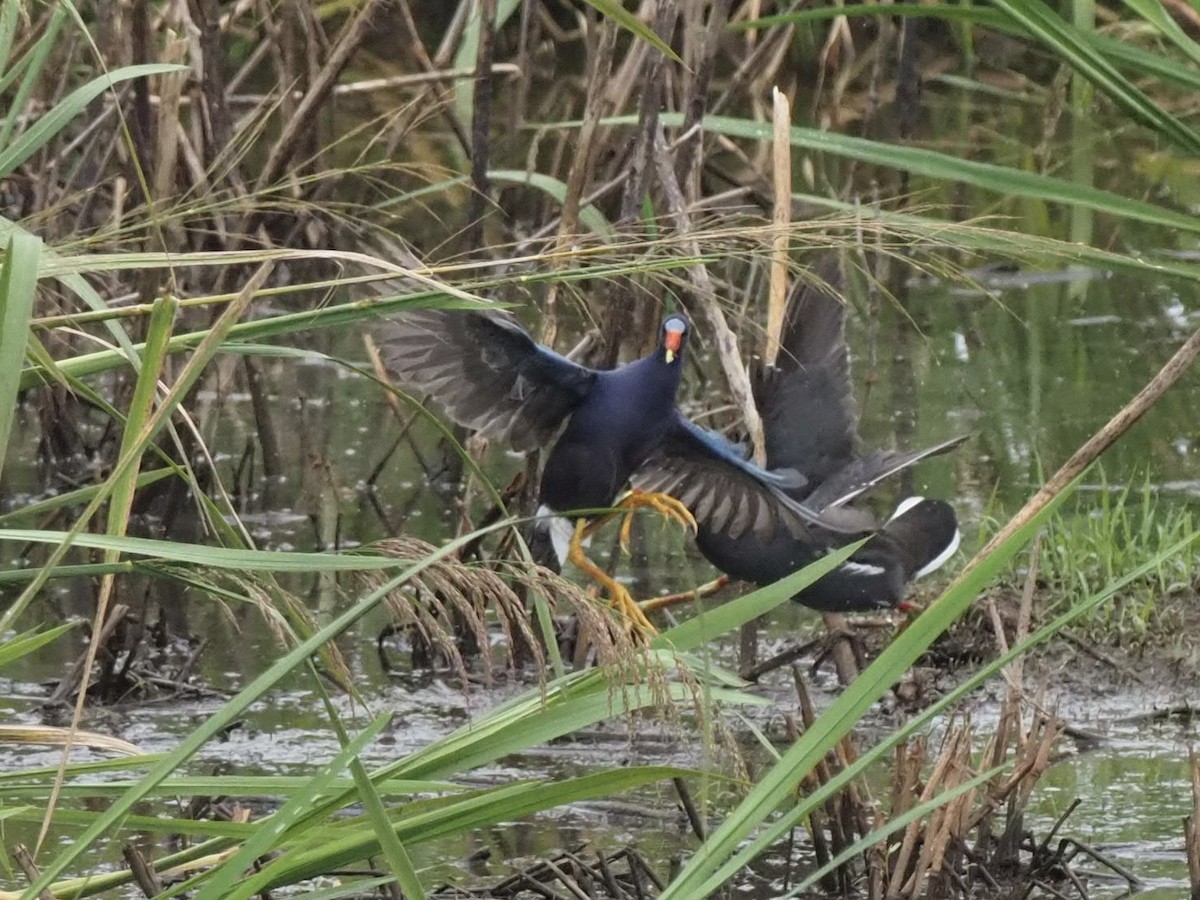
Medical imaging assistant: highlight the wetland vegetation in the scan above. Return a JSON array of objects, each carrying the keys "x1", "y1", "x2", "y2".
[{"x1": 1, "y1": 0, "x2": 1200, "y2": 897}]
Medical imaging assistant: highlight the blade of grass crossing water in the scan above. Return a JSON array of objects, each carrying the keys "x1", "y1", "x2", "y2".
[
  {"x1": 654, "y1": 541, "x2": 863, "y2": 652},
  {"x1": 589, "y1": 112, "x2": 1200, "y2": 236},
  {"x1": 0, "y1": 622, "x2": 78, "y2": 669},
  {"x1": 659, "y1": 485, "x2": 1072, "y2": 899},
  {"x1": 0, "y1": 232, "x2": 39, "y2": 480},
  {"x1": 188, "y1": 714, "x2": 394, "y2": 900},
  {"x1": 17, "y1": 516, "x2": 524, "y2": 896},
  {"x1": 319, "y1": 688, "x2": 426, "y2": 900}
]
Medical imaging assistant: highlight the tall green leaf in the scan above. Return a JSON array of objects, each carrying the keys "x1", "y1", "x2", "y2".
[{"x1": 0, "y1": 231, "x2": 39, "y2": 479}]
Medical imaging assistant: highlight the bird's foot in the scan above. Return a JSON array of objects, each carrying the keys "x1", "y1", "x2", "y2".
[
  {"x1": 609, "y1": 580, "x2": 658, "y2": 638},
  {"x1": 613, "y1": 489, "x2": 697, "y2": 553},
  {"x1": 567, "y1": 519, "x2": 657, "y2": 639}
]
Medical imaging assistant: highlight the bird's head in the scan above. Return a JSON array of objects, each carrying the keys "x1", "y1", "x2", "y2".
[{"x1": 660, "y1": 314, "x2": 689, "y2": 365}]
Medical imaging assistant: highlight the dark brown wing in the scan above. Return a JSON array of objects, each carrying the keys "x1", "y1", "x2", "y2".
[
  {"x1": 803, "y1": 435, "x2": 971, "y2": 510},
  {"x1": 631, "y1": 412, "x2": 873, "y2": 540},
  {"x1": 753, "y1": 255, "x2": 859, "y2": 482},
  {"x1": 375, "y1": 308, "x2": 597, "y2": 451}
]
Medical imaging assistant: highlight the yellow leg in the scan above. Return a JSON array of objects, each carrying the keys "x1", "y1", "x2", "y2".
[
  {"x1": 567, "y1": 519, "x2": 657, "y2": 636},
  {"x1": 580, "y1": 488, "x2": 698, "y2": 553}
]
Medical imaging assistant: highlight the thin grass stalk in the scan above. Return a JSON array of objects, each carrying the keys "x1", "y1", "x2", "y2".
[
  {"x1": 0, "y1": 232, "x2": 40, "y2": 479},
  {"x1": 35, "y1": 294, "x2": 178, "y2": 854},
  {"x1": 0, "y1": 264, "x2": 270, "y2": 634}
]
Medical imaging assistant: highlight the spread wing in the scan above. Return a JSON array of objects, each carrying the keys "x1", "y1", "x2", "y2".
[
  {"x1": 753, "y1": 255, "x2": 859, "y2": 482},
  {"x1": 375, "y1": 308, "x2": 597, "y2": 451},
  {"x1": 804, "y1": 435, "x2": 971, "y2": 510},
  {"x1": 631, "y1": 412, "x2": 873, "y2": 540}
]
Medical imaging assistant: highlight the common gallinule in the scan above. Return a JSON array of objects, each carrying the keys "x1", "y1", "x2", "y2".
[
  {"x1": 376, "y1": 307, "x2": 851, "y2": 632},
  {"x1": 635, "y1": 260, "x2": 966, "y2": 613}
]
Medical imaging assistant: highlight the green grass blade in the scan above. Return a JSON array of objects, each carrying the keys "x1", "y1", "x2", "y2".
[
  {"x1": 0, "y1": 63, "x2": 185, "y2": 179},
  {"x1": 0, "y1": 774, "x2": 454, "y2": 800},
  {"x1": 1122, "y1": 0, "x2": 1200, "y2": 68},
  {"x1": 489, "y1": 169, "x2": 615, "y2": 239},
  {"x1": 0, "y1": 468, "x2": 174, "y2": 525},
  {"x1": 0, "y1": 232, "x2": 39, "y2": 480},
  {"x1": 0, "y1": 4, "x2": 66, "y2": 150},
  {"x1": 578, "y1": 111, "x2": 1200, "y2": 237},
  {"x1": 241, "y1": 767, "x2": 693, "y2": 893},
  {"x1": 581, "y1": 0, "x2": 681, "y2": 62},
  {"x1": 189, "y1": 714, "x2": 394, "y2": 900},
  {"x1": 988, "y1": 0, "x2": 1200, "y2": 154},
  {"x1": 452, "y1": 0, "x2": 521, "y2": 127},
  {"x1": 741, "y1": 4, "x2": 1200, "y2": 92},
  {"x1": 0, "y1": 0, "x2": 19, "y2": 81},
  {"x1": 0, "y1": 529, "x2": 426, "y2": 571},
  {"x1": 0, "y1": 622, "x2": 78, "y2": 669},
  {"x1": 654, "y1": 540, "x2": 864, "y2": 652}
]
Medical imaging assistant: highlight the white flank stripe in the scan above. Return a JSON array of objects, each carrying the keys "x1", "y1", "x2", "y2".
[
  {"x1": 915, "y1": 527, "x2": 961, "y2": 579},
  {"x1": 842, "y1": 561, "x2": 887, "y2": 578}
]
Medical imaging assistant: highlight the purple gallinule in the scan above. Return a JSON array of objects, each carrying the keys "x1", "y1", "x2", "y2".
[
  {"x1": 377, "y1": 308, "x2": 849, "y2": 633},
  {"x1": 636, "y1": 261, "x2": 966, "y2": 614}
]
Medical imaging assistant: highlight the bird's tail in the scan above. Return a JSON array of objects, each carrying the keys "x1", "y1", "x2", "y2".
[{"x1": 884, "y1": 497, "x2": 961, "y2": 580}]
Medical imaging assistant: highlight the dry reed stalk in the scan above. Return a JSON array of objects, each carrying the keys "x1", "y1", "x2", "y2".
[
  {"x1": 466, "y1": 0, "x2": 497, "y2": 251},
  {"x1": 541, "y1": 17, "x2": 618, "y2": 347},
  {"x1": 652, "y1": 125, "x2": 768, "y2": 466},
  {"x1": 764, "y1": 86, "x2": 791, "y2": 375},
  {"x1": 674, "y1": 0, "x2": 733, "y2": 185}
]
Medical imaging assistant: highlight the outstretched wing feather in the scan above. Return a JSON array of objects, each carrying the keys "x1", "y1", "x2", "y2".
[
  {"x1": 375, "y1": 308, "x2": 597, "y2": 451},
  {"x1": 632, "y1": 413, "x2": 870, "y2": 540}
]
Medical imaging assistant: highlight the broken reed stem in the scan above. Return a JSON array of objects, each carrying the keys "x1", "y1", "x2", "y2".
[
  {"x1": 1186, "y1": 751, "x2": 1200, "y2": 899},
  {"x1": 765, "y1": 85, "x2": 791, "y2": 374}
]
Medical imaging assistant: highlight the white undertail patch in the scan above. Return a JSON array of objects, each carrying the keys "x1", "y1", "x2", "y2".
[
  {"x1": 888, "y1": 495, "x2": 925, "y2": 523},
  {"x1": 537, "y1": 504, "x2": 580, "y2": 568}
]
